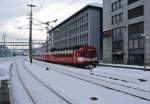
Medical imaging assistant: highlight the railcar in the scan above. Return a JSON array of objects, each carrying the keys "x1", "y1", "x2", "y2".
[{"x1": 33, "y1": 46, "x2": 98, "y2": 68}]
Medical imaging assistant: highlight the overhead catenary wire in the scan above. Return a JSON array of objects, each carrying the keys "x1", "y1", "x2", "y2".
[
  {"x1": 32, "y1": 0, "x2": 82, "y2": 30},
  {"x1": 34, "y1": 0, "x2": 82, "y2": 19},
  {"x1": 36, "y1": 0, "x2": 49, "y2": 14},
  {"x1": 17, "y1": 0, "x2": 97, "y2": 37}
]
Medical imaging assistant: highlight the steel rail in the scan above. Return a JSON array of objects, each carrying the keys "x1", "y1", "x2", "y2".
[
  {"x1": 22, "y1": 62, "x2": 73, "y2": 104},
  {"x1": 15, "y1": 64, "x2": 36, "y2": 104},
  {"x1": 36, "y1": 62, "x2": 150, "y2": 102}
]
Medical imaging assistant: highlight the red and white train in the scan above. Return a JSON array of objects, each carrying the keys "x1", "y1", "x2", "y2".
[{"x1": 33, "y1": 46, "x2": 98, "y2": 67}]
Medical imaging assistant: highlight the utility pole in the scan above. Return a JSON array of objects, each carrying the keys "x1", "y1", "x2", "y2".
[{"x1": 27, "y1": 4, "x2": 36, "y2": 63}]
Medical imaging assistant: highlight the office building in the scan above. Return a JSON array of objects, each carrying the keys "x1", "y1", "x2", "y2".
[
  {"x1": 48, "y1": 4, "x2": 103, "y2": 59},
  {"x1": 103, "y1": 0, "x2": 150, "y2": 65}
]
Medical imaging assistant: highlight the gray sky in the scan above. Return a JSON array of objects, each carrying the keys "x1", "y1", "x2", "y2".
[{"x1": 0, "y1": 0, "x2": 102, "y2": 42}]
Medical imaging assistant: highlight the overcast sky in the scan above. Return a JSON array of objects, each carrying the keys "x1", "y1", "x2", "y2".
[{"x1": 0, "y1": 0, "x2": 102, "y2": 42}]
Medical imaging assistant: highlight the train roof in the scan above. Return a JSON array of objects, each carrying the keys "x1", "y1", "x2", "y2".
[{"x1": 51, "y1": 45, "x2": 95, "y2": 52}]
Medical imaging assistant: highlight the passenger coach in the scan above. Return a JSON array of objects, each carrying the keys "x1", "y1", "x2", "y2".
[{"x1": 33, "y1": 46, "x2": 98, "y2": 68}]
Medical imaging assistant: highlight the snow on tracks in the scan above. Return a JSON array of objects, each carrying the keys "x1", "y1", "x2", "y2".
[
  {"x1": 10, "y1": 63, "x2": 34, "y2": 104},
  {"x1": 37, "y1": 62, "x2": 150, "y2": 102},
  {"x1": 16, "y1": 61, "x2": 74, "y2": 104}
]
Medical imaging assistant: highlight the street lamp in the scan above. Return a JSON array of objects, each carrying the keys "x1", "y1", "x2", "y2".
[{"x1": 141, "y1": 34, "x2": 150, "y2": 69}]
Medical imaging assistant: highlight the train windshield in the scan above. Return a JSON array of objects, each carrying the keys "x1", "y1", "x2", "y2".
[{"x1": 81, "y1": 50, "x2": 96, "y2": 58}]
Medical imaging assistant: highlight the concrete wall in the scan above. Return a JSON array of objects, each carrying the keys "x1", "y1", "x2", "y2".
[
  {"x1": 103, "y1": 37, "x2": 112, "y2": 63},
  {"x1": 103, "y1": 0, "x2": 113, "y2": 63},
  {"x1": 89, "y1": 8, "x2": 102, "y2": 59},
  {"x1": 144, "y1": 0, "x2": 150, "y2": 65}
]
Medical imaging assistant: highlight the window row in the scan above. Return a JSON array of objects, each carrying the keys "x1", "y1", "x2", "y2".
[
  {"x1": 128, "y1": 0, "x2": 139, "y2": 5},
  {"x1": 54, "y1": 33, "x2": 89, "y2": 48},
  {"x1": 66, "y1": 23, "x2": 88, "y2": 35},
  {"x1": 67, "y1": 13, "x2": 88, "y2": 28},
  {"x1": 112, "y1": 13, "x2": 123, "y2": 25},
  {"x1": 112, "y1": 0, "x2": 122, "y2": 11},
  {"x1": 112, "y1": 41, "x2": 123, "y2": 52},
  {"x1": 112, "y1": 27, "x2": 124, "y2": 41},
  {"x1": 128, "y1": 5, "x2": 144, "y2": 19},
  {"x1": 129, "y1": 38, "x2": 144, "y2": 49},
  {"x1": 54, "y1": 23, "x2": 88, "y2": 41},
  {"x1": 128, "y1": 21, "x2": 144, "y2": 36}
]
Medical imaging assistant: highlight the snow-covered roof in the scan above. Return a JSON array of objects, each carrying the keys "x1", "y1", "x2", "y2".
[{"x1": 87, "y1": 2, "x2": 103, "y2": 7}]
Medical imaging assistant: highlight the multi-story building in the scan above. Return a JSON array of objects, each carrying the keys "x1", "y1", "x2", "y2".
[
  {"x1": 48, "y1": 4, "x2": 103, "y2": 59},
  {"x1": 103, "y1": 0, "x2": 150, "y2": 65}
]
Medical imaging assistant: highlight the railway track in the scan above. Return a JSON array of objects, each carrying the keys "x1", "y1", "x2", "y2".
[
  {"x1": 19, "y1": 62, "x2": 74, "y2": 104},
  {"x1": 98, "y1": 64, "x2": 150, "y2": 71},
  {"x1": 9, "y1": 62, "x2": 35, "y2": 104},
  {"x1": 15, "y1": 63, "x2": 36, "y2": 104},
  {"x1": 47, "y1": 62, "x2": 150, "y2": 84},
  {"x1": 34, "y1": 61, "x2": 150, "y2": 102}
]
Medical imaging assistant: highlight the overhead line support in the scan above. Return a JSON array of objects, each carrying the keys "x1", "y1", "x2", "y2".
[{"x1": 27, "y1": 4, "x2": 36, "y2": 64}]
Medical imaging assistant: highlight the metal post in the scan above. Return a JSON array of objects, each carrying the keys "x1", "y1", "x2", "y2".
[
  {"x1": 46, "y1": 27, "x2": 50, "y2": 52},
  {"x1": 141, "y1": 34, "x2": 150, "y2": 69},
  {"x1": 144, "y1": 37, "x2": 146, "y2": 69},
  {"x1": 27, "y1": 4, "x2": 36, "y2": 63}
]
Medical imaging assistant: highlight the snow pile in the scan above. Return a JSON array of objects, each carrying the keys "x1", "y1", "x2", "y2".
[
  {"x1": 99, "y1": 63, "x2": 150, "y2": 69},
  {"x1": 0, "y1": 62, "x2": 14, "y2": 80},
  {"x1": 0, "y1": 68, "x2": 9, "y2": 80}
]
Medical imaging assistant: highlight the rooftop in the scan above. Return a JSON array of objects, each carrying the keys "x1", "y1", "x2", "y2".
[{"x1": 48, "y1": 3, "x2": 102, "y2": 33}]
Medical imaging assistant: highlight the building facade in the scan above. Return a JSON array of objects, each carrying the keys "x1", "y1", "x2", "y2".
[
  {"x1": 103, "y1": 0, "x2": 150, "y2": 65},
  {"x1": 48, "y1": 4, "x2": 103, "y2": 59}
]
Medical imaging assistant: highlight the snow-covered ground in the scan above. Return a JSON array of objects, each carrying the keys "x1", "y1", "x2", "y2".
[
  {"x1": 99, "y1": 62, "x2": 150, "y2": 69},
  {"x1": 9, "y1": 58, "x2": 150, "y2": 104},
  {"x1": 0, "y1": 57, "x2": 16, "y2": 80},
  {"x1": 10, "y1": 63, "x2": 34, "y2": 104},
  {"x1": 32, "y1": 60, "x2": 150, "y2": 101},
  {"x1": 35, "y1": 60, "x2": 150, "y2": 91},
  {"x1": 0, "y1": 56, "x2": 149, "y2": 104}
]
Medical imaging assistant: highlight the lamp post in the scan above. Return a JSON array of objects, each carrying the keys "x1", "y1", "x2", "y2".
[{"x1": 141, "y1": 34, "x2": 149, "y2": 69}]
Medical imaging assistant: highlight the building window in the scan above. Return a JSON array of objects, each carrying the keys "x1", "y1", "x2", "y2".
[
  {"x1": 134, "y1": 39, "x2": 138, "y2": 48},
  {"x1": 128, "y1": 38, "x2": 144, "y2": 49},
  {"x1": 112, "y1": 41, "x2": 123, "y2": 52},
  {"x1": 112, "y1": 13, "x2": 123, "y2": 25},
  {"x1": 128, "y1": 5, "x2": 144, "y2": 19},
  {"x1": 129, "y1": 40, "x2": 133, "y2": 49},
  {"x1": 128, "y1": 22, "x2": 144, "y2": 36},
  {"x1": 112, "y1": 27, "x2": 123, "y2": 41},
  {"x1": 85, "y1": 13, "x2": 88, "y2": 21},
  {"x1": 128, "y1": 0, "x2": 139, "y2": 5},
  {"x1": 112, "y1": 0, "x2": 122, "y2": 11},
  {"x1": 139, "y1": 38, "x2": 144, "y2": 48}
]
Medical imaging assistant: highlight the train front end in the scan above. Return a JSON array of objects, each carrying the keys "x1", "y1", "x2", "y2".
[{"x1": 76, "y1": 46, "x2": 98, "y2": 67}]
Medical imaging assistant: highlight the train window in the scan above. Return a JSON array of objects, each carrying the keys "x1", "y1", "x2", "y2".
[
  {"x1": 64, "y1": 53, "x2": 67, "y2": 56},
  {"x1": 81, "y1": 51, "x2": 96, "y2": 58}
]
